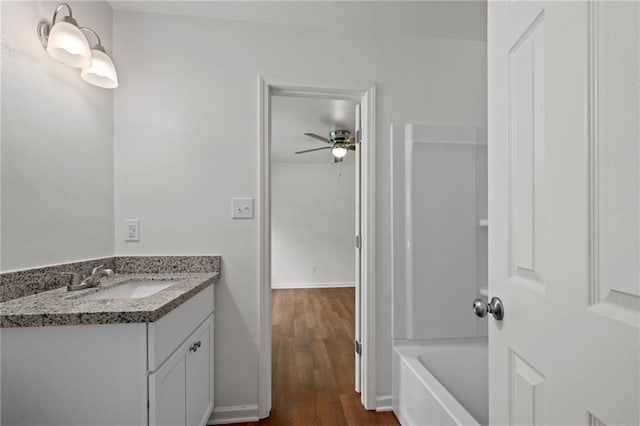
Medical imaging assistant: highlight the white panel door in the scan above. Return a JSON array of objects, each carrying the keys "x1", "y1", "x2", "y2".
[
  {"x1": 354, "y1": 102, "x2": 362, "y2": 394},
  {"x1": 488, "y1": 1, "x2": 639, "y2": 425}
]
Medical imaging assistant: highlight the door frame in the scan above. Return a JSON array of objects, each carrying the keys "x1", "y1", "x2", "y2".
[{"x1": 257, "y1": 76, "x2": 377, "y2": 418}]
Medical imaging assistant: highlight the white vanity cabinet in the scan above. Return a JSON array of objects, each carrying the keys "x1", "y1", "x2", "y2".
[{"x1": 1, "y1": 284, "x2": 214, "y2": 426}]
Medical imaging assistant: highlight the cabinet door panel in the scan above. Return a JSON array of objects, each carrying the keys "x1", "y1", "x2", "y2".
[
  {"x1": 149, "y1": 348, "x2": 187, "y2": 426},
  {"x1": 187, "y1": 314, "x2": 214, "y2": 426}
]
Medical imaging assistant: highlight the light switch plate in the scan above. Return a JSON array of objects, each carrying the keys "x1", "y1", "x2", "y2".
[
  {"x1": 125, "y1": 219, "x2": 140, "y2": 242},
  {"x1": 232, "y1": 198, "x2": 254, "y2": 219}
]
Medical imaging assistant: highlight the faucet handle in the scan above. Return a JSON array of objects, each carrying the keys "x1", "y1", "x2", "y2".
[
  {"x1": 90, "y1": 265, "x2": 105, "y2": 276},
  {"x1": 61, "y1": 272, "x2": 80, "y2": 286}
]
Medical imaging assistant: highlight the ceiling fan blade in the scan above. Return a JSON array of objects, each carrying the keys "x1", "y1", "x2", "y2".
[
  {"x1": 304, "y1": 133, "x2": 332, "y2": 144},
  {"x1": 295, "y1": 146, "x2": 332, "y2": 154}
]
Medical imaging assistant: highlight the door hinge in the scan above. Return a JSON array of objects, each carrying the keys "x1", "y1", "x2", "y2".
[
  {"x1": 355, "y1": 234, "x2": 361, "y2": 249},
  {"x1": 355, "y1": 340, "x2": 362, "y2": 355}
]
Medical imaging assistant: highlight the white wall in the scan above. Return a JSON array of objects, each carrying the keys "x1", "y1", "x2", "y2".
[
  {"x1": 112, "y1": 9, "x2": 486, "y2": 412},
  {"x1": 271, "y1": 163, "x2": 355, "y2": 288},
  {"x1": 1, "y1": 1, "x2": 114, "y2": 272}
]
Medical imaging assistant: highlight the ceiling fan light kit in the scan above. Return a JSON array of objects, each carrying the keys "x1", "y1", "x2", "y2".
[
  {"x1": 296, "y1": 130, "x2": 357, "y2": 162},
  {"x1": 331, "y1": 142, "x2": 348, "y2": 159}
]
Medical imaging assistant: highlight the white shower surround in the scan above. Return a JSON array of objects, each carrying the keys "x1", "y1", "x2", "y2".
[
  {"x1": 392, "y1": 124, "x2": 487, "y2": 339},
  {"x1": 391, "y1": 124, "x2": 488, "y2": 425}
]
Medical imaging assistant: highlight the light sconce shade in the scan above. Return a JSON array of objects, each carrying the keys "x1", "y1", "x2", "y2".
[
  {"x1": 80, "y1": 28, "x2": 119, "y2": 89},
  {"x1": 81, "y1": 48, "x2": 118, "y2": 88},
  {"x1": 37, "y1": 3, "x2": 91, "y2": 68},
  {"x1": 331, "y1": 142, "x2": 348, "y2": 159},
  {"x1": 37, "y1": 3, "x2": 118, "y2": 89}
]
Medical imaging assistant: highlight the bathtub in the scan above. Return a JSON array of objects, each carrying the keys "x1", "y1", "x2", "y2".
[{"x1": 392, "y1": 339, "x2": 488, "y2": 426}]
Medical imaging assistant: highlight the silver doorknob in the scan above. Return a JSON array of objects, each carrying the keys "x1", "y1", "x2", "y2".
[{"x1": 473, "y1": 296, "x2": 504, "y2": 321}]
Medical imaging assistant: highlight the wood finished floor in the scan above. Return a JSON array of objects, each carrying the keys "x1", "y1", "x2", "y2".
[{"x1": 227, "y1": 288, "x2": 399, "y2": 426}]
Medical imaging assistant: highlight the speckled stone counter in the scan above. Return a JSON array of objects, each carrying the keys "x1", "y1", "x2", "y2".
[
  {"x1": 0, "y1": 272, "x2": 218, "y2": 328},
  {"x1": 1, "y1": 255, "x2": 221, "y2": 303},
  {"x1": 0, "y1": 257, "x2": 117, "y2": 303}
]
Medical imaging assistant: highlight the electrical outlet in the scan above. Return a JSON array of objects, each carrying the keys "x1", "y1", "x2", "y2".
[
  {"x1": 232, "y1": 198, "x2": 254, "y2": 219},
  {"x1": 125, "y1": 219, "x2": 139, "y2": 242}
]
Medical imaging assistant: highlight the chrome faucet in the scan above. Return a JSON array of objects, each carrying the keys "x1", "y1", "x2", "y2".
[{"x1": 62, "y1": 265, "x2": 114, "y2": 291}]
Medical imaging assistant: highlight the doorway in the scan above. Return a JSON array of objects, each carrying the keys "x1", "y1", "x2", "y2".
[
  {"x1": 270, "y1": 96, "x2": 357, "y2": 291},
  {"x1": 258, "y1": 77, "x2": 377, "y2": 418}
]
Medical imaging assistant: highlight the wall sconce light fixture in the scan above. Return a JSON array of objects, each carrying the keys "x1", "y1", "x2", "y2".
[{"x1": 37, "y1": 3, "x2": 118, "y2": 89}]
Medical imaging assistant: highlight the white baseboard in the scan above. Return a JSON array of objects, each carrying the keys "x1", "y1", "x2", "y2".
[
  {"x1": 271, "y1": 282, "x2": 355, "y2": 289},
  {"x1": 208, "y1": 404, "x2": 260, "y2": 425},
  {"x1": 376, "y1": 394, "x2": 393, "y2": 412}
]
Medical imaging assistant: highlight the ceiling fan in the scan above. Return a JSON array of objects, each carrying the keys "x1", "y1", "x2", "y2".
[{"x1": 295, "y1": 130, "x2": 356, "y2": 163}]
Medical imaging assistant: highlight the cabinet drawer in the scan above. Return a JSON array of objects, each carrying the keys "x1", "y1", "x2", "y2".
[{"x1": 148, "y1": 284, "x2": 214, "y2": 371}]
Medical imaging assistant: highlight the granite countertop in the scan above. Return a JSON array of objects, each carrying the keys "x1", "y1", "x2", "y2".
[{"x1": 0, "y1": 272, "x2": 218, "y2": 328}]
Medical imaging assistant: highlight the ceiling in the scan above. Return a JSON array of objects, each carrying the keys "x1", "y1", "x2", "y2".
[
  {"x1": 107, "y1": 1, "x2": 487, "y2": 42},
  {"x1": 271, "y1": 96, "x2": 357, "y2": 164}
]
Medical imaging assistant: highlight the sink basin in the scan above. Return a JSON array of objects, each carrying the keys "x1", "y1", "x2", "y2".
[{"x1": 81, "y1": 280, "x2": 175, "y2": 300}]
